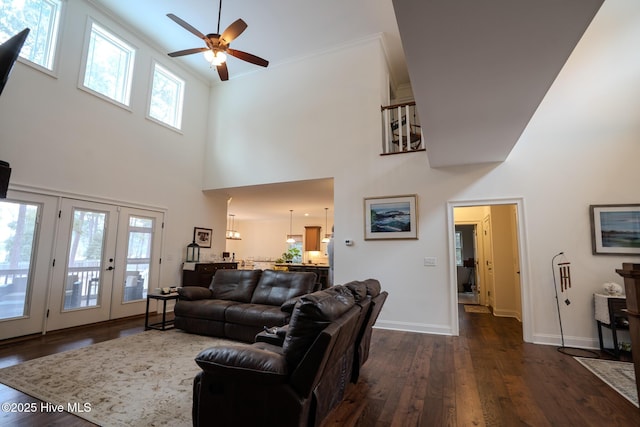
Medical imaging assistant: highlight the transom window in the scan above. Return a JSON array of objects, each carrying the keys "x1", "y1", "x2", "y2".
[
  {"x1": 81, "y1": 20, "x2": 135, "y2": 107},
  {"x1": 0, "y1": 0, "x2": 62, "y2": 71},
  {"x1": 148, "y1": 62, "x2": 185, "y2": 130}
]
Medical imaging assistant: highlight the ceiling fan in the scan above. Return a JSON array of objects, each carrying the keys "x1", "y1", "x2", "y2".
[{"x1": 166, "y1": 0, "x2": 269, "y2": 81}]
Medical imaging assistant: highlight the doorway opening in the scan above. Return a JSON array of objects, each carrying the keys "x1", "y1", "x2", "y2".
[{"x1": 448, "y1": 199, "x2": 531, "y2": 341}]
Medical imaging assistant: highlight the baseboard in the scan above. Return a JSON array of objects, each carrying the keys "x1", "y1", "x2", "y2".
[
  {"x1": 374, "y1": 320, "x2": 453, "y2": 336},
  {"x1": 532, "y1": 332, "x2": 599, "y2": 349}
]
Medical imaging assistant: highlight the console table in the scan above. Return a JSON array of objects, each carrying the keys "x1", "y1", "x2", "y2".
[
  {"x1": 615, "y1": 263, "x2": 640, "y2": 405},
  {"x1": 182, "y1": 262, "x2": 238, "y2": 287}
]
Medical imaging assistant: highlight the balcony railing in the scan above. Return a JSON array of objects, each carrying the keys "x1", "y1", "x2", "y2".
[{"x1": 381, "y1": 101, "x2": 425, "y2": 155}]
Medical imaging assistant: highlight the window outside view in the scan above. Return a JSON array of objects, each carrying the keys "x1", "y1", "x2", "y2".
[{"x1": 0, "y1": 0, "x2": 62, "y2": 71}]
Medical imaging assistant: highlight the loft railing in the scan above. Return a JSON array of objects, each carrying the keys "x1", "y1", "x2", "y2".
[{"x1": 381, "y1": 101, "x2": 425, "y2": 155}]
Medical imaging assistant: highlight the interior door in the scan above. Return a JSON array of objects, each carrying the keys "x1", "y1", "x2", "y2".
[
  {"x1": 109, "y1": 208, "x2": 164, "y2": 319},
  {"x1": 0, "y1": 192, "x2": 57, "y2": 340},
  {"x1": 47, "y1": 199, "x2": 118, "y2": 331}
]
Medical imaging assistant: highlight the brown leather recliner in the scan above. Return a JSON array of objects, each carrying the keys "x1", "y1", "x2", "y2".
[{"x1": 191, "y1": 285, "x2": 365, "y2": 427}]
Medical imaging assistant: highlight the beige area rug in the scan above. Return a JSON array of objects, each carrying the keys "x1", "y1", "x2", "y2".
[
  {"x1": 575, "y1": 357, "x2": 638, "y2": 408},
  {"x1": 463, "y1": 305, "x2": 491, "y2": 314},
  {"x1": 0, "y1": 330, "x2": 240, "y2": 426}
]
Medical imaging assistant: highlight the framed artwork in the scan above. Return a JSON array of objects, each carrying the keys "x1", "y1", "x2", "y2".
[
  {"x1": 590, "y1": 204, "x2": 640, "y2": 255},
  {"x1": 193, "y1": 227, "x2": 212, "y2": 248},
  {"x1": 364, "y1": 195, "x2": 418, "y2": 240}
]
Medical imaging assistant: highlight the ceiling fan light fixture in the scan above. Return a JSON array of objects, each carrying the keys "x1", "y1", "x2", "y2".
[{"x1": 204, "y1": 49, "x2": 227, "y2": 66}]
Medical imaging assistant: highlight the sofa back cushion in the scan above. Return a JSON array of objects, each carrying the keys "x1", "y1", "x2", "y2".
[
  {"x1": 250, "y1": 270, "x2": 318, "y2": 306},
  {"x1": 283, "y1": 285, "x2": 355, "y2": 367},
  {"x1": 210, "y1": 269, "x2": 262, "y2": 303},
  {"x1": 344, "y1": 279, "x2": 381, "y2": 302}
]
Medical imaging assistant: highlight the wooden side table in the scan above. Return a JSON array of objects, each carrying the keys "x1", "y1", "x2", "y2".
[
  {"x1": 145, "y1": 293, "x2": 179, "y2": 331},
  {"x1": 594, "y1": 293, "x2": 629, "y2": 358},
  {"x1": 615, "y1": 263, "x2": 640, "y2": 407}
]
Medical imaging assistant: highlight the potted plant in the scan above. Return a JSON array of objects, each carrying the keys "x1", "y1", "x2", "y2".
[{"x1": 282, "y1": 247, "x2": 301, "y2": 263}]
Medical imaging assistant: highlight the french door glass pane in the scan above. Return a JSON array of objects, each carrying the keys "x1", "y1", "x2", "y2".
[
  {"x1": 123, "y1": 216, "x2": 153, "y2": 302},
  {"x1": 64, "y1": 209, "x2": 106, "y2": 310},
  {"x1": 0, "y1": 201, "x2": 38, "y2": 320}
]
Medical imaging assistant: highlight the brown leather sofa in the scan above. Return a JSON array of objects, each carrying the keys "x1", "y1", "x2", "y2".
[
  {"x1": 191, "y1": 280, "x2": 387, "y2": 427},
  {"x1": 175, "y1": 269, "x2": 319, "y2": 342}
]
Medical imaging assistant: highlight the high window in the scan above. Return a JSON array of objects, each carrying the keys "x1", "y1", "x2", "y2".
[
  {"x1": 0, "y1": 0, "x2": 62, "y2": 71},
  {"x1": 81, "y1": 20, "x2": 135, "y2": 107},
  {"x1": 148, "y1": 62, "x2": 184, "y2": 130}
]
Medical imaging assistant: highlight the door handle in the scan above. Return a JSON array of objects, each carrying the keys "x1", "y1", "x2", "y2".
[{"x1": 106, "y1": 266, "x2": 114, "y2": 271}]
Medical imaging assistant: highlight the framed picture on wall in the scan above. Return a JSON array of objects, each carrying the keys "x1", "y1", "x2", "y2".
[
  {"x1": 194, "y1": 227, "x2": 212, "y2": 248},
  {"x1": 364, "y1": 194, "x2": 418, "y2": 240},
  {"x1": 590, "y1": 204, "x2": 640, "y2": 255}
]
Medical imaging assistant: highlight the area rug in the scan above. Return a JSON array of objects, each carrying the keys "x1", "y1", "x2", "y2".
[
  {"x1": 574, "y1": 357, "x2": 638, "y2": 408},
  {"x1": 0, "y1": 330, "x2": 241, "y2": 426},
  {"x1": 463, "y1": 305, "x2": 491, "y2": 313}
]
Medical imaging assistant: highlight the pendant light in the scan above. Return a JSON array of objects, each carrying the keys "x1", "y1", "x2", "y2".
[
  {"x1": 226, "y1": 214, "x2": 241, "y2": 240},
  {"x1": 321, "y1": 207, "x2": 331, "y2": 243},
  {"x1": 286, "y1": 210, "x2": 295, "y2": 243}
]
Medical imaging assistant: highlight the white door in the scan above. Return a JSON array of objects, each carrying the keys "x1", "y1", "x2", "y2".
[
  {"x1": 47, "y1": 199, "x2": 119, "y2": 331},
  {"x1": 0, "y1": 192, "x2": 58, "y2": 340},
  {"x1": 482, "y1": 215, "x2": 495, "y2": 308},
  {"x1": 110, "y1": 208, "x2": 163, "y2": 319}
]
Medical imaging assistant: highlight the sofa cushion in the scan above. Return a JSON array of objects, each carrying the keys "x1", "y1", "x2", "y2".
[
  {"x1": 283, "y1": 285, "x2": 355, "y2": 367},
  {"x1": 174, "y1": 299, "x2": 239, "y2": 321},
  {"x1": 250, "y1": 270, "x2": 318, "y2": 306},
  {"x1": 344, "y1": 279, "x2": 381, "y2": 302},
  {"x1": 210, "y1": 269, "x2": 262, "y2": 302},
  {"x1": 178, "y1": 286, "x2": 212, "y2": 301},
  {"x1": 225, "y1": 303, "x2": 289, "y2": 327},
  {"x1": 195, "y1": 342, "x2": 288, "y2": 383}
]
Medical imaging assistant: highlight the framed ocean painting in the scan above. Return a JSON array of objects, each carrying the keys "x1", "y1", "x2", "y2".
[
  {"x1": 590, "y1": 204, "x2": 640, "y2": 255},
  {"x1": 364, "y1": 195, "x2": 418, "y2": 240}
]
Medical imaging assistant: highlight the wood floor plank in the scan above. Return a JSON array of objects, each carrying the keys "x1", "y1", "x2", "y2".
[{"x1": 1, "y1": 309, "x2": 638, "y2": 427}]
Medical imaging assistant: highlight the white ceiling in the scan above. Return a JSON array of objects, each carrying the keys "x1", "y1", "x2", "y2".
[
  {"x1": 394, "y1": 0, "x2": 604, "y2": 167},
  {"x1": 91, "y1": 0, "x2": 409, "y2": 87},
  {"x1": 206, "y1": 178, "x2": 334, "y2": 222}
]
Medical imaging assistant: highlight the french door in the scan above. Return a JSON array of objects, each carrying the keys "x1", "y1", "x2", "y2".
[
  {"x1": 0, "y1": 192, "x2": 58, "y2": 340},
  {"x1": 47, "y1": 200, "x2": 119, "y2": 330},
  {"x1": 109, "y1": 207, "x2": 163, "y2": 319},
  {"x1": 47, "y1": 200, "x2": 163, "y2": 331}
]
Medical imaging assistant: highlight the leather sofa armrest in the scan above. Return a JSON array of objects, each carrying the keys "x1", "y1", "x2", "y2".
[
  {"x1": 255, "y1": 325, "x2": 289, "y2": 346},
  {"x1": 195, "y1": 343, "x2": 288, "y2": 384},
  {"x1": 178, "y1": 286, "x2": 213, "y2": 301}
]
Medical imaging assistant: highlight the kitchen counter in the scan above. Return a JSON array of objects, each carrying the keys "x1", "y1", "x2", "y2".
[{"x1": 275, "y1": 264, "x2": 329, "y2": 288}]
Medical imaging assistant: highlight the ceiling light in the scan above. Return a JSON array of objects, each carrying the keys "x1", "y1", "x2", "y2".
[
  {"x1": 226, "y1": 213, "x2": 241, "y2": 240},
  {"x1": 286, "y1": 209, "x2": 295, "y2": 243},
  {"x1": 204, "y1": 49, "x2": 227, "y2": 66}
]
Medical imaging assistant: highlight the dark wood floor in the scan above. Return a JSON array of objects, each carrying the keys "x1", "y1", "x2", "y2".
[{"x1": 0, "y1": 309, "x2": 637, "y2": 426}]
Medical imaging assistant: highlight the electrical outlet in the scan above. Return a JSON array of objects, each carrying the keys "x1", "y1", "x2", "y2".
[{"x1": 424, "y1": 257, "x2": 437, "y2": 266}]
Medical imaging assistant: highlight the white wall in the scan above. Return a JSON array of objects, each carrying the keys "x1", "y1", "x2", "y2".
[
  {"x1": 0, "y1": 0, "x2": 225, "y2": 287},
  {"x1": 202, "y1": 0, "x2": 640, "y2": 349}
]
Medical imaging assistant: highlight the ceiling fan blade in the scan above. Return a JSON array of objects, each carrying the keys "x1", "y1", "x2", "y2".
[
  {"x1": 168, "y1": 47, "x2": 208, "y2": 57},
  {"x1": 227, "y1": 49, "x2": 269, "y2": 67},
  {"x1": 217, "y1": 62, "x2": 229, "y2": 81},
  {"x1": 167, "y1": 14, "x2": 206, "y2": 40},
  {"x1": 220, "y1": 19, "x2": 247, "y2": 45}
]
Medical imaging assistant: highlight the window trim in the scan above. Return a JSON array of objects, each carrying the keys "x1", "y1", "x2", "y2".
[
  {"x1": 146, "y1": 60, "x2": 185, "y2": 133},
  {"x1": 77, "y1": 17, "x2": 136, "y2": 110},
  {"x1": 4, "y1": 0, "x2": 65, "y2": 78}
]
